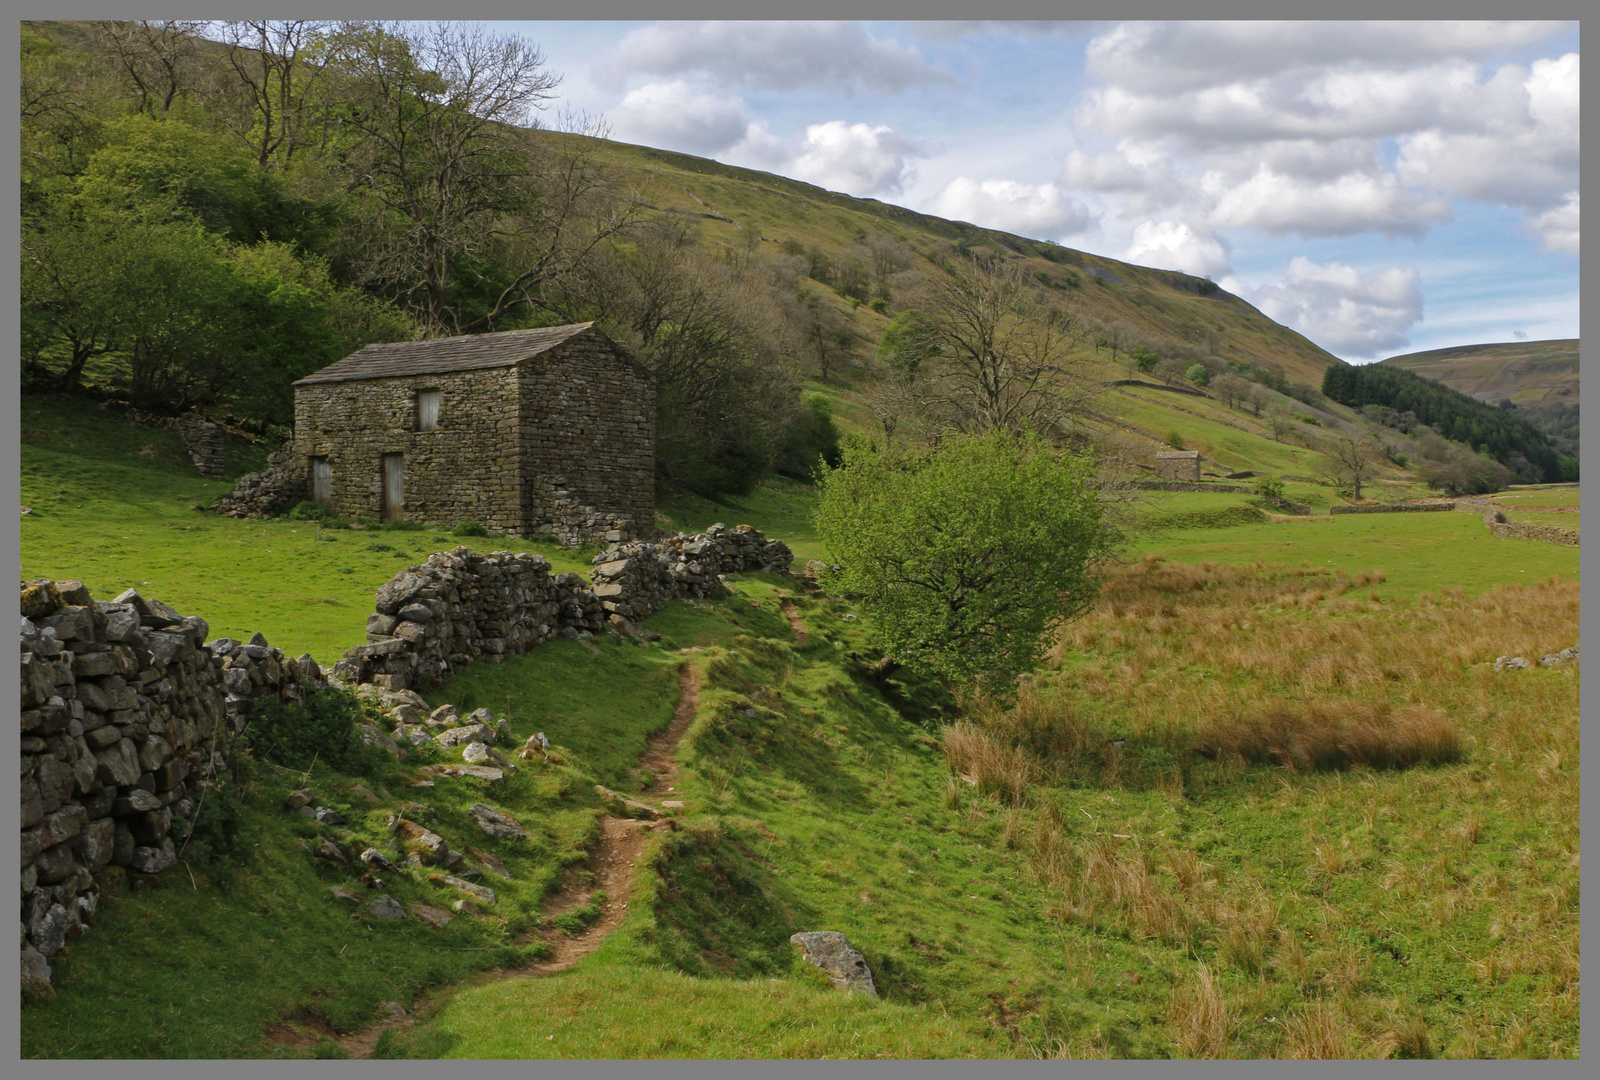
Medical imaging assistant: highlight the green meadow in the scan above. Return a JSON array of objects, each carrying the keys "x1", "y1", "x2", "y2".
[{"x1": 18, "y1": 394, "x2": 1579, "y2": 1059}]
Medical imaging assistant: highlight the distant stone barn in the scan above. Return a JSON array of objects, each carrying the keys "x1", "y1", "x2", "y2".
[
  {"x1": 1153, "y1": 449, "x2": 1201, "y2": 481},
  {"x1": 292, "y1": 323, "x2": 654, "y2": 544}
]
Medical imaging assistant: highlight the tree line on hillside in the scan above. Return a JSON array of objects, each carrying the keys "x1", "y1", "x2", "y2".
[
  {"x1": 19, "y1": 20, "x2": 846, "y2": 496},
  {"x1": 1322, "y1": 363, "x2": 1575, "y2": 484}
]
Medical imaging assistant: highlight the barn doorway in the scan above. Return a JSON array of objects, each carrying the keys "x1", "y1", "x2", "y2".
[
  {"x1": 381, "y1": 453, "x2": 405, "y2": 520},
  {"x1": 310, "y1": 457, "x2": 332, "y2": 506}
]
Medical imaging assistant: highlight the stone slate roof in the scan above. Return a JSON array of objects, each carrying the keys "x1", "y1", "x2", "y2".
[
  {"x1": 1154, "y1": 450, "x2": 1200, "y2": 459},
  {"x1": 294, "y1": 323, "x2": 598, "y2": 386}
]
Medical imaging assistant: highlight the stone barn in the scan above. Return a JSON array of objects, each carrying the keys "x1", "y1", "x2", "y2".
[
  {"x1": 291, "y1": 322, "x2": 654, "y2": 544},
  {"x1": 1153, "y1": 449, "x2": 1201, "y2": 481}
]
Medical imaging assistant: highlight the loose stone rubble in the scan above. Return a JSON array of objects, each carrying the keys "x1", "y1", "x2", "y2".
[{"x1": 211, "y1": 444, "x2": 308, "y2": 518}]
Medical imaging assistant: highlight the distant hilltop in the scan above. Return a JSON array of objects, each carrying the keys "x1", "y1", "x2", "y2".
[{"x1": 1379, "y1": 339, "x2": 1578, "y2": 406}]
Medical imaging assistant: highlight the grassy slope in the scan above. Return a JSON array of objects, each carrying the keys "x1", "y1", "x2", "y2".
[
  {"x1": 1378, "y1": 340, "x2": 1579, "y2": 406},
  {"x1": 19, "y1": 399, "x2": 1579, "y2": 1059}
]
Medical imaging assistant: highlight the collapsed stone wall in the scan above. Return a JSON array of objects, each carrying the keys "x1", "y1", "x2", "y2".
[
  {"x1": 1487, "y1": 522, "x2": 1580, "y2": 546},
  {"x1": 176, "y1": 412, "x2": 226, "y2": 479},
  {"x1": 333, "y1": 524, "x2": 792, "y2": 693},
  {"x1": 19, "y1": 579, "x2": 325, "y2": 993},
  {"x1": 212, "y1": 445, "x2": 308, "y2": 518}
]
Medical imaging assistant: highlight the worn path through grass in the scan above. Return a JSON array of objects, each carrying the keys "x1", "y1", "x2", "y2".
[{"x1": 333, "y1": 662, "x2": 703, "y2": 1059}]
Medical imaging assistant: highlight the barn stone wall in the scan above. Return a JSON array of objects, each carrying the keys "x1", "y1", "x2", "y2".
[
  {"x1": 293, "y1": 366, "x2": 524, "y2": 535},
  {"x1": 517, "y1": 334, "x2": 655, "y2": 545}
]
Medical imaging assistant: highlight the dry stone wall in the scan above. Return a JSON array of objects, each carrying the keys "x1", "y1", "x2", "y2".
[
  {"x1": 333, "y1": 524, "x2": 792, "y2": 692},
  {"x1": 212, "y1": 445, "x2": 308, "y2": 518},
  {"x1": 176, "y1": 412, "x2": 226, "y2": 479},
  {"x1": 1132, "y1": 480, "x2": 1253, "y2": 493},
  {"x1": 1329, "y1": 503, "x2": 1454, "y2": 515},
  {"x1": 1486, "y1": 521, "x2": 1580, "y2": 546},
  {"x1": 19, "y1": 579, "x2": 326, "y2": 993}
]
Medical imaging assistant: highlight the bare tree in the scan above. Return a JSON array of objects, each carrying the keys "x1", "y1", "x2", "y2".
[
  {"x1": 217, "y1": 21, "x2": 339, "y2": 171},
  {"x1": 1245, "y1": 383, "x2": 1270, "y2": 417},
  {"x1": 1154, "y1": 357, "x2": 1188, "y2": 386},
  {"x1": 327, "y1": 21, "x2": 623, "y2": 336},
  {"x1": 1212, "y1": 372, "x2": 1250, "y2": 410},
  {"x1": 1267, "y1": 409, "x2": 1295, "y2": 443},
  {"x1": 865, "y1": 233, "x2": 915, "y2": 285},
  {"x1": 900, "y1": 255, "x2": 1099, "y2": 436},
  {"x1": 793, "y1": 294, "x2": 854, "y2": 382},
  {"x1": 1322, "y1": 431, "x2": 1380, "y2": 499},
  {"x1": 90, "y1": 20, "x2": 206, "y2": 116}
]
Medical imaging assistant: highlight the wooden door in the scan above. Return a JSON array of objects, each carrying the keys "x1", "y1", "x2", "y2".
[
  {"x1": 311, "y1": 457, "x2": 332, "y2": 506},
  {"x1": 381, "y1": 454, "x2": 404, "y2": 520}
]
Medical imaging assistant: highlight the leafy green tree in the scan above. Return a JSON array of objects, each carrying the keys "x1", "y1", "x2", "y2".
[
  {"x1": 1184, "y1": 362, "x2": 1209, "y2": 386},
  {"x1": 816, "y1": 431, "x2": 1115, "y2": 696}
]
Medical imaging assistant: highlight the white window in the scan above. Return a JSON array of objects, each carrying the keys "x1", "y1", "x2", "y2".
[{"x1": 417, "y1": 389, "x2": 442, "y2": 432}]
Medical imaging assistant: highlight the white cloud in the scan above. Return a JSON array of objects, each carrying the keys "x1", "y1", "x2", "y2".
[
  {"x1": 913, "y1": 21, "x2": 1098, "y2": 41},
  {"x1": 1525, "y1": 192, "x2": 1579, "y2": 257},
  {"x1": 1122, "y1": 220, "x2": 1231, "y2": 278},
  {"x1": 608, "y1": 81, "x2": 748, "y2": 156},
  {"x1": 1084, "y1": 21, "x2": 1569, "y2": 96},
  {"x1": 920, "y1": 178, "x2": 1094, "y2": 239},
  {"x1": 1206, "y1": 168, "x2": 1451, "y2": 239},
  {"x1": 598, "y1": 22, "x2": 951, "y2": 96},
  {"x1": 1231, "y1": 257, "x2": 1423, "y2": 358},
  {"x1": 786, "y1": 121, "x2": 920, "y2": 197},
  {"x1": 1394, "y1": 53, "x2": 1579, "y2": 212},
  {"x1": 1063, "y1": 22, "x2": 1579, "y2": 245}
]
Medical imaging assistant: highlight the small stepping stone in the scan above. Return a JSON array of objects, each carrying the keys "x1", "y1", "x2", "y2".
[
  {"x1": 660, "y1": 800, "x2": 685, "y2": 810},
  {"x1": 407, "y1": 901, "x2": 454, "y2": 929}
]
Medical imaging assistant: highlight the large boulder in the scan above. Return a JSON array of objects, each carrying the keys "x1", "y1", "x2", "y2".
[{"x1": 790, "y1": 931, "x2": 879, "y2": 998}]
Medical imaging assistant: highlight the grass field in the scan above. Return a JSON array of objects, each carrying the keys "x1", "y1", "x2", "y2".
[{"x1": 17, "y1": 397, "x2": 1580, "y2": 1059}]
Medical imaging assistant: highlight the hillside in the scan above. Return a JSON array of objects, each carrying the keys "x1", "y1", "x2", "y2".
[
  {"x1": 1379, "y1": 340, "x2": 1578, "y2": 405},
  {"x1": 575, "y1": 134, "x2": 1348, "y2": 392}
]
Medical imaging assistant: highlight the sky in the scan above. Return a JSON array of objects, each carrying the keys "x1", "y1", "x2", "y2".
[{"x1": 484, "y1": 19, "x2": 1579, "y2": 364}]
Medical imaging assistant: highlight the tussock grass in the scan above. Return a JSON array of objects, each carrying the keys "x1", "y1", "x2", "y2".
[
  {"x1": 940, "y1": 721, "x2": 1037, "y2": 804},
  {"x1": 1193, "y1": 702, "x2": 1462, "y2": 772},
  {"x1": 939, "y1": 556, "x2": 1578, "y2": 1058}
]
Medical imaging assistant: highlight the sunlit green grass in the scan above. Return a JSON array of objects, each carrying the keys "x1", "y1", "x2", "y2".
[{"x1": 1122, "y1": 503, "x2": 1578, "y2": 602}]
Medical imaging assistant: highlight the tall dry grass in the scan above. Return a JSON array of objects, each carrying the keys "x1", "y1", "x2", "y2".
[
  {"x1": 1168, "y1": 963, "x2": 1233, "y2": 1057},
  {"x1": 940, "y1": 720, "x2": 1037, "y2": 804},
  {"x1": 940, "y1": 559, "x2": 1578, "y2": 1058},
  {"x1": 1193, "y1": 701, "x2": 1463, "y2": 772}
]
